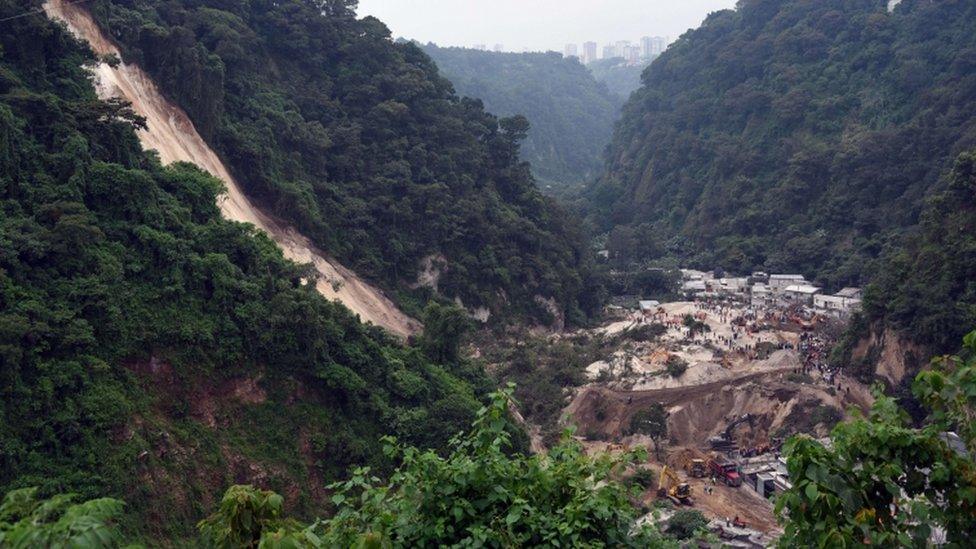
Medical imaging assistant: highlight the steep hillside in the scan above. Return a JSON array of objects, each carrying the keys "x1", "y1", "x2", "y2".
[
  {"x1": 44, "y1": 0, "x2": 417, "y2": 337},
  {"x1": 85, "y1": 0, "x2": 600, "y2": 325},
  {"x1": 586, "y1": 56, "x2": 652, "y2": 101},
  {"x1": 591, "y1": 0, "x2": 976, "y2": 289},
  {"x1": 422, "y1": 45, "x2": 622, "y2": 191},
  {"x1": 833, "y1": 149, "x2": 976, "y2": 384},
  {"x1": 0, "y1": 1, "x2": 490, "y2": 539}
]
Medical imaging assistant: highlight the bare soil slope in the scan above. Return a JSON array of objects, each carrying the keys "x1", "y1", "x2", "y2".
[{"x1": 44, "y1": 0, "x2": 419, "y2": 337}]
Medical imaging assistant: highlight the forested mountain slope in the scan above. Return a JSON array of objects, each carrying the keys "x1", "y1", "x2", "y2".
[
  {"x1": 590, "y1": 0, "x2": 976, "y2": 289},
  {"x1": 832, "y1": 149, "x2": 976, "y2": 382},
  {"x1": 421, "y1": 45, "x2": 622, "y2": 191},
  {"x1": 84, "y1": 0, "x2": 599, "y2": 325},
  {"x1": 586, "y1": 56, "x2": 652, "y2": 101},
  {"x1": 0, "y1": 1, "x2": 491, "y2": 539}
]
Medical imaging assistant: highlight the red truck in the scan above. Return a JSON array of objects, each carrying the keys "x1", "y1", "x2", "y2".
[{"x1": 708, "y1": 456, "x2": 742, "y2": 487}]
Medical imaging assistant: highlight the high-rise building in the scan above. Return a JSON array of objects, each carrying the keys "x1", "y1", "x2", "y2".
[
  {"x1": 652, "y1": 36, "x2": 668, "y2": 55},
  {"x1": 582, "y1": 41, "x2": 598, "y2": 64},
  {"x1": 640, "y1": 36, "x2": 654, "y2": 59},
  {"x1": 493, "y1": 43, "x2": 504, "y2": 52},
  {"x1": 564, "y1": 43, "x2": 578, "y2": 59},
  {"x1": 615, "y1": 40, "x2": 631, "y2": 57},
  {"x1": 624, "y1": 44, "x2": 641, "y2": 63},
  {"x1": 473, "y1": 44, "x2": 487, "y2": 51},
  {"x1": 602, "y1": 43, "x2": 616, "y2": 59}
]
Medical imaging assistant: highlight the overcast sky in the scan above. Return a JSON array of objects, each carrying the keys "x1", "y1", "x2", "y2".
[{"x1": 356, "y1": 0, "x2": 738, "y2": 53}]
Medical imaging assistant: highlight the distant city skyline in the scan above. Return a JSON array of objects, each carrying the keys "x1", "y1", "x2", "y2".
[{"x1": 356, "y1": 0, "x2": 736, "y2": 53}]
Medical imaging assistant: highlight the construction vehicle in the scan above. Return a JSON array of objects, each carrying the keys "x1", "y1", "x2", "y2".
[
  {"x1": 709, "y1": 414, "x2": 755, "y2": 452},
  {"x1": 657, "y1": 466, "x2": 694, "y2": 505},
  {"x1": 685, "y1": 458, "x2": 707, "y2": 478},
  {"x1": 708, "y1": 455, "x2": 743, "y2": 487}
]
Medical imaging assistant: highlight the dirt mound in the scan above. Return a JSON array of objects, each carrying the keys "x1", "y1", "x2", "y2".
[
  {"x1": 566, "y1": 367, "x2": 867, "y2": 450},
  {"x1": 43, "y1": 0, "x2": 419, "y2": 337},
  {"x1": 564, "y1": 367, "x2": 795, "y2": 441}
]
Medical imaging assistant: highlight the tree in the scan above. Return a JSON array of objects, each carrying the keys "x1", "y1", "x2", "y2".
[
  {"x1": 776, "y1": 330, "x2": 976, "y2": 547},
  {"x1": 682, "y1": 315, "x2": 710, "y2": 338},
  {"x1": 666, "y1": 509, "x2": 709, "y2": 541},
  {"x1": 197, "y1": 485, "x2": 328, "y2": 548},
  {"x1": 200, "y1": 387, "x2": 673, "y2": 547},
  {"x1": 418, "y1": 302, "x2": 471, "y2": 364},
  {"x1": 0, "y1": 488, "x2": 124, "y2": 548},
  {"x1": 665, "y1": 355, "x2": 688, "y2": 378},
  {"x1": 629, "y1": 404, "x2": 669, "y2": 460}
]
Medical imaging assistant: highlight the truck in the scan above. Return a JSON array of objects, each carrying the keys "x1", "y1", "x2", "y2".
[{"x1": 708, "y1": 456, "x2": 742, "y2": 487}]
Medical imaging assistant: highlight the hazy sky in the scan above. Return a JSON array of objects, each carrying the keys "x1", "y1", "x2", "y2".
[{"x1": 356, "y1": 0, "x2": 737, "y2": 53}]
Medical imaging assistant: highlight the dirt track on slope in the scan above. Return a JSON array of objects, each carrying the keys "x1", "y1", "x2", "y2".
[{"x1": 43, "y1": 0, "x2": 419, "y2": 337}]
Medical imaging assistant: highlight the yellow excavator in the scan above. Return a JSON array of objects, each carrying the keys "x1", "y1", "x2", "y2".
[{"x1": 657, "y1": 466, "x2": 694, "y2": 506}]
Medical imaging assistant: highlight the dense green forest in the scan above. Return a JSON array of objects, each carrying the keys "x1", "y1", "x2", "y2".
[
  {"x1": 589, "y1": 0, "x2": 976, "y2": 290},
  {"x1": 421, "y1": 44, "x2": 622, "y2": 191},
  {"x1": 832, "y1": 148, "x2": 976, "y2": 373},
  {"x1": 863, "y1": 149, "x2": 976, "y2": 353},
  {"x1": 84, "y1": 0, "x2": 601, "y2": 325},
  {"x1": 586, "y1": 56, "x2": 652, "y2": 100},
  {"x1": 0, "y1": 1, "x2": 498, "y2": 540}
]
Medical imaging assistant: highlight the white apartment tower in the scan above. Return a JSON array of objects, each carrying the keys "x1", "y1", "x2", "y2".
[{"x1": 582, "y1": 41, "x2": 598, "y2": 64}]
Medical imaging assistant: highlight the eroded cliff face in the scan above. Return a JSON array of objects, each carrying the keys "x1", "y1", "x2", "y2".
[
  {"x1": 43, "y1": 0, "x2": 419, "y2": 337},
  {"x1": 851, "y1": 325, "x2": 927, "y2": 387}
]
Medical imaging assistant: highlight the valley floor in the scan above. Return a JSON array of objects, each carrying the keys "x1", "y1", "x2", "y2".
[{"x1": 549, "y1": 297, "x2": 874, "y2": 542}]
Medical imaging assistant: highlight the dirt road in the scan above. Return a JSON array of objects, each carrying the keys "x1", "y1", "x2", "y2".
[{"x1": 43, "y1": 0, "x2": 419, "y2": 337}]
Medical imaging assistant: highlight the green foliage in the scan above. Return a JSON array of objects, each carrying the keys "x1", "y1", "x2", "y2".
[
  {"x1": 193, "y1": 388, "x2": 671, "y2": 547},
  {"x1": 422, "y1": 44, "x2": 622, "y2": 191},
  {"x1": 197, "y1": 485, "x2": 312, "y2": 549},
  {"x1": 88, "y1": 0, "x2": 598, "y2": 324},
  {"x1": 586, "y1": 57, "x2": 653, "y2": 100},
  {"x1": 628, "y1": 405, "x2": 668, "y2": 440},
  {"x1": 682, "y1": 315, "x2": 710, "y2": 337},
  {"x1": 860, "y1": 150, "x2": 976, "y2": 355},
  {"x1": 591, "y1": 0, "x2": 976, "y2": 289},
  {"x1": 629, "y1": 467, "x2": 657, "y2": 490},
  {"x1": 483, "y1": 330, "x2": 608, "y2": 438},
  {"x1": 0, "y1": 487, "x2": 124, "y2": 548},
  {"x1": 665, "y1": 355, "x2": 688, "y2": 378},
  {"x1": 0, "y1": 1, "x2": 487, "y2": 538},
  {"x1": 776, "y1": 330, "x2": 976, "y2": 546},
  {"x1": 315, "y1": 387, "x2": 668, "y2": 547},
  {"x1": 665, "y1": 509, "x2": 708, "y2": 541},
  {"x1": 418, "y1": 302, "x2": 470, "y2": 364},
  {"x1": 628, "y1": 404, "x2": 669, "y2": 460}
]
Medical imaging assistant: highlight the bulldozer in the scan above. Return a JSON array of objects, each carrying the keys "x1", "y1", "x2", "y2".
[{"x1": 657, "y1": 465, "x2": 694, "y2": 506}]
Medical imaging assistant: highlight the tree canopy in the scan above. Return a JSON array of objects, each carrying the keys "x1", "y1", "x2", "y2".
[
  {"x1": 0, "y1": 0, "x2": 492, "y2": 538},
  {"x1": 422, "y1": 44, "x2": 622, "y2": 192},
  {"x1": 87, "y1": 0, "x2": 599, "y2": 324},
  {"x1": 586, "y1": 57, "x2": 653, "y2": 101},
  {"x1": 589, "y1": 0, "x2": 976, "y2": 290}
]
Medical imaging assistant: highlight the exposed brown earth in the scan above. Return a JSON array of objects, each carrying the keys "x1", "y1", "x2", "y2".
[{"x1": 43, "y1": 0, "x2": 419, "y2": 337}]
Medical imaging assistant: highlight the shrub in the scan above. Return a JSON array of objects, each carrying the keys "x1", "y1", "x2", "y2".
[
  {"x1": 665, "y1": 355, "x2": 688, "y2": 378},
  {"x1": 666, "y1": 509, "x2": 709, "y2": 540}
]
